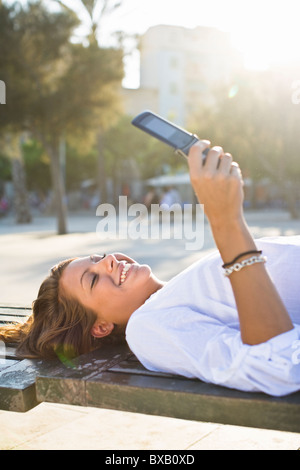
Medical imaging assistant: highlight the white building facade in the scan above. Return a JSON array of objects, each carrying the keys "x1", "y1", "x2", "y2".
[{"x1": 122, "y1": 25, "x2": 243, "y2": 126}]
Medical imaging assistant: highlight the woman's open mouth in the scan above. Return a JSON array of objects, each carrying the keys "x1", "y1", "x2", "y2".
[{"x1": 120, "y1": 263, "x2": 131, "y2": 284}]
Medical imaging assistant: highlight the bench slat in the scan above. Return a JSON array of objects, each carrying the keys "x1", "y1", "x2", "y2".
[
  {"x1": 0, "y1": 306, "x2": 31, "y2": 316},
  {"x1": 0, "y1": 316, "x2": 28, "y2": 323},
  {"x1": 0, "y1": 307, "x2": 31, "y2": 325},
  {"x1": 109, "y1": 357, "x2": 178, "y2": 378},
  {"x1": 0, "y1": 358, "x2": 17, "y2": 372}
]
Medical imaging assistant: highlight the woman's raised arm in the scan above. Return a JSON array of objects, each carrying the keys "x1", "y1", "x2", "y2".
[{"x1": 188, "y1": 142, "x2": 294, "y2": 345}]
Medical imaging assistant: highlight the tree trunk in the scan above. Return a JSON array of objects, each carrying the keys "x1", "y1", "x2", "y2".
[
  {"x1": 8, "y1": 134, "x2": 32, "y2": 224},
  {"x1": 47, "y1": 142, "x2": 68, "y2": 235},
  {"x1": 11, "y1": 157, "x2": 32, "y2": 224},
  {"x1": 36, "y1": 132, "x2": 68, "y2": 234},
  {"x1": 97, "y1": 131, "x2": 108, "y2": 204}
]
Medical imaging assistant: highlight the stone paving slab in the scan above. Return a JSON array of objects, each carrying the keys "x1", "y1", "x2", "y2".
[{"x1": 0, "y1": 402, "x2": 299, "y2": 450}]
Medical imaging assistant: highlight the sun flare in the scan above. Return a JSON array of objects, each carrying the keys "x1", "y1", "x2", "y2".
[{"x1": 228, "y1": 2, "x2": 300, "y2": 70}]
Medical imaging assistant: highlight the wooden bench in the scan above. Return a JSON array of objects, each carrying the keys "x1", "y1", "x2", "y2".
[{"x1": 1, "y1": 306, "x2": 300, "y2": 433}]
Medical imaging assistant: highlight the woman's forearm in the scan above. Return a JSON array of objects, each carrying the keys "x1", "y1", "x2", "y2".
[
  {"x1": 187, "y1": 142, "x2": 294, "y2": 346},
  {"x1": 212, "y1": 218, "x2": 294, "y2": 345}
]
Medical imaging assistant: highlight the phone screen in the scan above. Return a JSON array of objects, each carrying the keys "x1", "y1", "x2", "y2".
[{"x1": 139, "y1": 114, "x2": 195, "y2": 149}]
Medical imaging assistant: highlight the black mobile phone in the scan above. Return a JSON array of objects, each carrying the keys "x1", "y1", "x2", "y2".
[{"x1": 131, "y1": 110, "x2": 209, "y2": 159}]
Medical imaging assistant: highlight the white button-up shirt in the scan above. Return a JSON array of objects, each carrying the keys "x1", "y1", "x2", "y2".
[{"x1": 126, "y1": 236, "x2": 300, "y2": 396}]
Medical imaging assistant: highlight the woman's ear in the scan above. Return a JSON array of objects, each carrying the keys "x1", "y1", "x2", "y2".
[{"x1": 91, "y1": 321, "x2": 114, "y2": 338}]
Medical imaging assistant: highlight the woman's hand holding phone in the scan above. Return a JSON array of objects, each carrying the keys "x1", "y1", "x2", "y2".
[{"x1": 188, "y1": 141, "x2": 245, "y2": 233}]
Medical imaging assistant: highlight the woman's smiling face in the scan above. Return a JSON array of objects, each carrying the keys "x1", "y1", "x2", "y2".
[{"x1": 59, "y1": 253, "x2": 164, "y2": 332}]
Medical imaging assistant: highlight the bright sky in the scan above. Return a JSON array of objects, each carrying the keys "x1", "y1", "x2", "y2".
[
  {"x1": 91, "y1": 0, "x2": 300, "y2": 87},
  {"x1": 10, "y1": 0, "x2": 300, "y2": 87}
]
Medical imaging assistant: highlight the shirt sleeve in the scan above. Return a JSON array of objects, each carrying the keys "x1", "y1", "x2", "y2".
[{"x1": 126, "y1": 306, "x2": 300, "y2": 396}]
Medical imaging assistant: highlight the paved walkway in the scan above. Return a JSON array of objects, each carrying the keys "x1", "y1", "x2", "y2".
[{"x1": 0, "y1": 210, "x2": 300, "y2": 450}]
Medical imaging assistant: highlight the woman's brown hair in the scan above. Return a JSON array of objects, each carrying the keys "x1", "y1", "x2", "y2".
[{"x1": 0, "y1": 259, "x2": 125, "y2": 360}]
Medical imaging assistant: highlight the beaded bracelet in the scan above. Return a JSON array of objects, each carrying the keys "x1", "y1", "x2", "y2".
[
  {"x1": 223, "y1": 254, "x2": 267, "y2": 277},
  {"x1": 222, "y1": 250, "x2": 262, "y2": 269}
]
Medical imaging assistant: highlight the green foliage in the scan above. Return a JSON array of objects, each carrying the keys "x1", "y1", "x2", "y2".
[
  {"x1": 188, "y1": 68, "x2": 300, "y2": 183},
  {"x1": 0, "y1": 1, "x2": 80, "y2": 132},
  {"x1": 65, "y1": 144, "x2": 98, "y2": 190},
  {"x1": 0, "y1": 153, "x2": 11, "y2": 181},
  {"x1": 22, "y1": 139, "x2": 51, "y2": 191},
  {"x1": 102, "y1": 114, "x2": 181, "y2": 181},
  {"x1": 0, "y1": 1, "x2": 124, "y2": 137}
]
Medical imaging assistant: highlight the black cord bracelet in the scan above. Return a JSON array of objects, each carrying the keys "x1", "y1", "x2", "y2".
[{"x1": 222, "y1": 250, "x2": 262, "y2": 268}]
